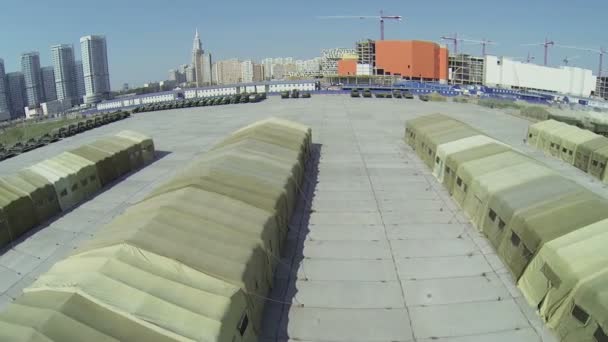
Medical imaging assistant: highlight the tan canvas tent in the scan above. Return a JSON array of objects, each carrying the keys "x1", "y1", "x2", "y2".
[
  {"x1": 0, "y1": 118, "x2": 310, "y2": 342},
  {"x1": 559, "y1": 128, "x2": 598, "y2": 165},
  {"x1": 1, "y1": 170, "x2": 60, "y2": 225},
  {"x1": 28, "y1": 159, "x2": 82, "y2": 212},
  {"x1": 51, "y1": 153, "x2": 101, "y2": 200},
  {"x1": 111, "y1": 136, "x2": 145, "y2": 171},
  {"x1": 461, "y1": 161, "x2": 554, "y2": 229},
  {"x1": 413, "y1": 119, "x2": 463, "y2": 158},
  {"x1": 443, "y1": 143, "x2": 512, "y2": 194},
  {"x1": 405, "y1": 114, "x2": 451, "y2": 147},
  {"x1": 115, "y1": 130, "x2": 156, "y2": 164},
  {"x1": 88, "y1": 138, "x2": 133, "y2": 177},
  {"x1": 432, "y1": 135, "x2": 504, "y2": 182},
  {"x1": 0, "y1": 182, "x2": 38, "y2": 249},
  {"x1": 527, "y1": 120, "x2": 561, "y2": 148},
  {"x1": 544, "y1": 124, "x2": 576, "y2": 157},
  {"x1": 588, "y1": 145, "x2": 608, "y2": 182},
  {"x1": 537, "y1": 120, "x2": 568, "y2": 152},
  {"x1": 481, "y1": 175, "x2": 582, "y2": 249},
  {"x1": 496, "y1": 190, "x2": 608, "y2": 279},
  {"x1": 68, "y1": 145, "x2": 119, "y2": 187},
  {"x1": 452, "y1": 151, "x2": 531, "y2": 209},
  {"x1": 573, "y1": 136, "x2": 608, "y2": 172},
  {"x1": 417, "y1": 122, "x2": 477, "y2": 167}
]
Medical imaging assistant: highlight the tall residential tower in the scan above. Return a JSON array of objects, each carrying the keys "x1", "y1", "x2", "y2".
[
  {"x1": 21, "y1": 52, "x2": 44, "y2": 107},
  {"x1": 0, "y1": 59, "x2": 10, "y2": 120},
  {"x1": 80, "y1": 35, "x2": 110, "y2": 104},
  {"x1": 41, "y1": 66, "x2": 57, "y2": 102},
  {"x1": 192, "y1": 29, "x2": 212, "y2": 86},
  {"x1": 6, "y1": 72, "x2": 26, "y2": 118},
  {"x1": 51, "y1": 44, "x2": 78, "y2": 106}
]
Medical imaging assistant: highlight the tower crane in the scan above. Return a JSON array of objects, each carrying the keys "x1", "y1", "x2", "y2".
[
  {"x1": 461, "y1": 38, "x2": 496, "y2": 56},
  {"x1": 317, "y1": 10, "x2": 403, "y2": 40},
  {"x1": 562, "y1": 55, "x2": 580, "y2": 66},
  {"x1": 555, "y1": 44, "x2": 607, "y2": 76},
  {"x1": 440, "y1": 33, "x2": 462, "y2": 54},
  {"x1": 522, "y1": 38, "x2": 554, "y2": 66}
]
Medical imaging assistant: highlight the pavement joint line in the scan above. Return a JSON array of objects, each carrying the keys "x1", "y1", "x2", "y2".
[{"x1": 343, "y1": 97, "x2": 416, "y2": 342}]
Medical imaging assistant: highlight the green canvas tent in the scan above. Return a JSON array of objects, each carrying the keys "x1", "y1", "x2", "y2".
[
  {"x1": 574, "y1": 136, "x2": 608, "y2": 172},
  {"x1": 114, "y1": 130, "x2": 156, "y2": 164},
  {"x1": 52, "y1": 152, "x2": 101, "y2": 199},
  {"x1": 496, "y1": 190, "x2": 608, "y2": 279},
  {"x1": 452, "y1": 151, "x2": 531, "y2": 209},
  {"x1": 68, "y1": 146, "x2": 118, "y2": 187},
  {"x1": 404, "y1": 114, "x2": 452, "y2": 147},
  {"x1": 420, "y1": 125, "x2": 479, "y2": 168},
  {"x1": 443, "y1": 143, "x2": 512, "y2": 194},
  {"x1": 412, "y1": 119, "x2": 462, "y2": 158},
  {"x1": 2, "y1": 169, "x2": 60, "y2": 224},
  {"x1": 433, "y1": 135, "x2": 505, "y2": 183},
  {"x1": 28, "y1": 159, "x2": 85, "y2": 212},
  {"x1": 0, "y1": 182, "x2": 38, "y2": 249},
  {"x1": 588, "y1": 145, "x2": 608, "y2": 182},
  {"x1": 88, "y1": 138, "x2": 133, "y2": 177},
  {"x1": 526, "y1": 120, "x2": 560, "y2": 148},
  {"x1": 518, "y1": 218, "x2": 608, "y2": 328},
  {"x1": 559, "y1": 128, "x2": 598, "y2": 165},
  {"x1": 111, "y1": 136, "x2": 145, "y2": 171},
  {"x1": 481, "y1": 175, "x2": 582, "y2": 249}
]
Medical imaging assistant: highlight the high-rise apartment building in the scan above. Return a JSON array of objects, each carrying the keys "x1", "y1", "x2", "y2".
[
  {"x1": 214, "y1": 59, "x2": 241, "y2": 85},
  {"x1": 74, "y1": 60, "x2": 86, "y2": 104},
  {"x1": 253, "y1": 63, "x2": 264, "y2": 82},
  {"x1": 241, "y1": 60, "x2": 254, "y2": 83},
  {"x1": 80, "y1": 35, "x2": 111, "y2": 104},
  {"x1": 6, "y1": 72, "x2": 26, "y2": 118},
  {"x1": 51, "y1": 44, "x2": 78, "y2": 106},
  {"x1": 21, "y1": 52, "x2": 44, "y2": 107},
  {"x1": 0, "y1": 59, "x2": 10, "y2": 120},
  {"x1": 191, "y1": 30, "x2": 213, "y2": 86},
  {"x1": 41, "y1": 66, "x2": 57, "y2": 102},
  {"x1": 202, "y1": 53, "x2": 212, "y2": 85}
]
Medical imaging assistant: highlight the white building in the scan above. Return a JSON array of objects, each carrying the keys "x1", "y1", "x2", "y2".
[
  {"x1": 483, "y1": 56, "x2": 597, "y2": 97},
  {"x1": 241, "y1": 60, "x2": 254, "y2": 83},
  {"x1": 80, "y1": 35, "x2": 111, "y2": 104},
  {"x1": 51, "y1": 44, "x2": 78, "y2": 107}
]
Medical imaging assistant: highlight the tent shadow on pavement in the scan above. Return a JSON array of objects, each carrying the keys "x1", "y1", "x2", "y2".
[
  {"x1": 260, "y1": 143, "x2": 321, "y2": 341},
  {"x1": 0, "y1": 149, "x2": 173, "y2": 256}
]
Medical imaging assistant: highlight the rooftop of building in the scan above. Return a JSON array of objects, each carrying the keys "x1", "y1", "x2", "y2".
[{"x1": 4, "y1": 94, "x2": 607, "y2": 340}]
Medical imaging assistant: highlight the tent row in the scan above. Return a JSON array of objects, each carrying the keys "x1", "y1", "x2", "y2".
[
  {"x1": 0, "y1": 130, "x2": 155, "y2": 250},
  {"x1": 527, "y1": 119, "x2": 608, "y2": 183},
  {"x1": 405, "y1": 114, "x2": 608, "y2": 342},
  {"x1": 0, "y1": 118, "x2": 312, "y2": 342}
]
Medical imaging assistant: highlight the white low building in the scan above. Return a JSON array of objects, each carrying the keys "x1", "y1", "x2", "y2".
[{"x1": 483, "y1": 56, "x2": 597, "y2": 97}]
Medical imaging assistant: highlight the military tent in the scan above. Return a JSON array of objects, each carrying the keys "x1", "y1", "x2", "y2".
[
  {"x1": 588, "y1": 145, "x2": 608, "y2": 182},
  {"x1": 51, "y1": 153, "x2": 101, "y2": 199},
  {"x1": 518, "y1": 218, "x2": 608, "y2": 329},
  {"x1": 0, "y1": 182, "x2": 38, "y2": 249},
  {"x1": 413, "y1": 119, "x2": 463, "y2": 158},
  {"x1": 527, "y1": 120, "x2": 561, "y2": 148},
  {"x1": 559, "y1": 128, "x2": 598, "y2": 165},
  {"x1": 114, "y1": 130, "x2": 156, "y2": 164},
  {"x1": 496, "y1": 190, "x2": 608, "y2": 279},
  {"x1": 112, "y1": 136, "x2": 145, "y2": 171},
  {"x1": 404, "y1": 114, "x2": 453, "y2": 148},
  {"x1": 433, "y1": 135, "x2": 505, "y2": 183},
  {"x1": 1, "y1": 169, "x2": 60, "y2": 224},
  {"x1": 481, "y1": 175, "x2": 582, "y2": 248},
  {"x1": 68, "y1": 146, "x2": 118, "y2": 187},
  {"x1": 452, "y1": 151, "x2": 530, "y2": 209},
  {"x1": 536, "y1": 120, "x2": 567, "y2": 152},
  {"x1": 462, "y1": 161, "x2": 555, "y2": 229},
  {"x1": 544, "y1": 124, "x2": 576, "y2": 157},
  {"x1": 88, "y1": 138, "x2": 134, "y2": 177},
  {"x1": 442, "y1": 143, "x2": 512, "y2": 194},
  {"x1": 421, "y1": 125, "x2": 480, "y2": 169},
  {"x1": 574, "y1": 136, "x2": 608, "y2": 172},
  {"x1": 28, "y1": 159, "x2": 84, "y2": 212}
]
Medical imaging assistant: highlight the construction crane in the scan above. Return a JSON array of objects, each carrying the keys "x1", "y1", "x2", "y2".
[
  {"x1": 556, "y1": 44, "x2": 607, "y2": 76},
  {"x1": 522, "y1": 38, "x2": 555, "y2": 66},
  {"x1": 317, "y1": 10, "x2": 402, "y2": 40},
  {"x1": 440, "y1": 33, "x2": 462, "y2": 54},
  {"x1": 461, "y1": 38, "x2": 496, "y2": 56}
]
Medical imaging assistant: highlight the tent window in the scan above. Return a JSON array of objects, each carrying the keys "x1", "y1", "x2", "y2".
[
  {"x1": 60, "y1": 189, "x2": 68, "y2": 197},
  {"x1": 463, "y1": 184, "x2": 468, "y2": 193},
  {"x1": 572, "y1": 305, "x2": 590, "y2": 325},
  {"x1": 445, "y1": 167, "x2": 451, "y2": 175},
  {"x1": 562, "y1": 147, "x2": 567, "y2": 153},
  {"x1": 436, "y1": 156, "x2": 440, "y2": 164},
  {"x1": 550, "y1": 143, "x2": 555, "y2": 148},
  {"x1": 510, "y1": 232, "x2": 520, "y2": 247},
  {"x1": 488, "y1": 209, "x2": 497, "y2": 222},
  {"x1": 594, "y1": 326, "x2": 608, "y2": 342},
  {"x1": 71, "y1": 184, "x2": 78, "y2": 192},
  {"x1": 593, "y1": 160, "x2": 599, "y2": 167},
  {"x1": 498, "y1": 219, "x2": 505, "y2": 230},
  {"x1": 569, "y1": 150, "x2": 573, "y2": 156},
  {"x1": 237, "y1": 313, "x2": 249, "y2": 336},
  {"x1": 428, "y1": 148, "x2": 432, "y2": 155},
  {"x1": 456, "y1": 177, "x2": 463, "y2": 187},
  {"x1": 528, "y1": 133, "x2": 532, "y2": 138}
]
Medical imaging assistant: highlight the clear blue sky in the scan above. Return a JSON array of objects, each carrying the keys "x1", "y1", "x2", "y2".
[{"x1": 0, "y1": 0, "x2": 605, "y2": 89}]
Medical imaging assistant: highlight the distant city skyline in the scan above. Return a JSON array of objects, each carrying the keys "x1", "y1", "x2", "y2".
[{"x1": 1, "y1": 0, "x2": 607, "y2": 88}]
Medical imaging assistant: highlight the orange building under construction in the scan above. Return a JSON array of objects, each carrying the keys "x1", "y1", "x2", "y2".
[{"x1": 338, "y1": 40, "x2": 448, "y2": 82}]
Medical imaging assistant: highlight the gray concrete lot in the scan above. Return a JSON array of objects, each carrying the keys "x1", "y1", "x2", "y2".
[{"x1": 0, "y1": 95, "x2": 584, "y2": 341}]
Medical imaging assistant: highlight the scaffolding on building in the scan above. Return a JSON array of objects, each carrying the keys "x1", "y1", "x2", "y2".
[
  {"x1": 356, "y1": 39, "x2": 376, "y2": 73},
  {"x1": 321, "y1": 48, "x2": 357, "y2": 76},
  {"x1": 448, "y1": 54, "x2": 484, "y2": 85},
  {"x1": 597, "y1": 77, "x2": 608, "y2": 100}
]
